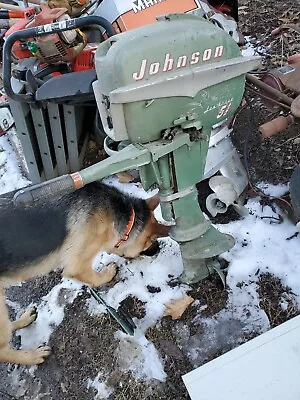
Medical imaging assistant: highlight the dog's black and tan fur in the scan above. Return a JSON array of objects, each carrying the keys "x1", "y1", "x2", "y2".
[{"x1": 0, "y1": 181, "x2": 169, "y2": 365}]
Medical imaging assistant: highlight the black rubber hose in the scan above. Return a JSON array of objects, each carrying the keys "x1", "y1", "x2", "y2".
[
  {"x1": 0, "y1": 11, "x2": 10, "y2": 19},
  {"x1": 3, "y1": 16, "x2": 115, "y2": 102}
]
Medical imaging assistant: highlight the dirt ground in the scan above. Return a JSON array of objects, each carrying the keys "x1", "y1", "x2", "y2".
[{"x1": 1, "y1": 1, "x2": 300, "y2": 399}]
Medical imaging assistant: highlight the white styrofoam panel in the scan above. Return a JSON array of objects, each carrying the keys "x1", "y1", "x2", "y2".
[{"x1": 183, "y1": 315, "x2": 300, "y2": 400}]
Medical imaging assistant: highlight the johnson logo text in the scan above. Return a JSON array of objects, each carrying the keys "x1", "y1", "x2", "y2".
[{"x1": 132, "y1": 46, "x2": 224, "y2": 81}]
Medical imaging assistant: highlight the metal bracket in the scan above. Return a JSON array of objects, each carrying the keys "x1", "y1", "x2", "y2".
[
  {"x1": 159, "y1": 186, "x2": 195, "y2": 203},
  {"x1": 139, "y1": 132, "x2": 192, "y2": 162},
  {"x1": 208, "y1": 260, "x2": 227, "y2": 288}
]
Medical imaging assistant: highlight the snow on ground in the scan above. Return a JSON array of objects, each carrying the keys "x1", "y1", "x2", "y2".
[
  {"x1": 1, "y1": 132, "x2": 300, "y2": 396},
  {"x1": 219, "y1": 196, "x2": 300, "y2": 307},
  {"x1": 241, "y1": 35, "x2": 269, "y2": 58},
  {"x1": 0, "y1": 133, "x2": 29, "y2": 194},
  {"x1": 241, "y1": 36, "x2": 256, "y2": 57},
  {"x1": 87, "y1": 373, "x2": 112, "y2": 400},
  {"x1": 18, "y1": 279, "x2": 82, "y2": 349}
]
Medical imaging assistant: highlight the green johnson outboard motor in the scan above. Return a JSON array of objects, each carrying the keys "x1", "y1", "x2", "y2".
[{"x1": 10, "y1": 13, "x2": 260, "y2": 283}]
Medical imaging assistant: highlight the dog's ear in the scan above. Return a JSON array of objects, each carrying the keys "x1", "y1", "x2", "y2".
[{"x1": 146, "y1": 195, "x2": 160, "y2": 211}]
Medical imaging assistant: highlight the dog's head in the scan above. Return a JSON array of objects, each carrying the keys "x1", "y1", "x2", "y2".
[{"x1": 113, "y1": 195, "x2": 170, "y2": 259}]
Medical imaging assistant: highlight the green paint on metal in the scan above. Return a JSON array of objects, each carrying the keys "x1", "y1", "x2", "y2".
[
  {"x1": 27, "y1": 41, "x2": 38, "y2": 55},
  {"x1": 80, "y1": 144, "x2": 151, "y2": 184},
  {"x1": 89, "y1": 13, "x2": 261, "y2": 283},
  {"x1": 96, "y1": 14, "x2": 244, "y2": 143}
]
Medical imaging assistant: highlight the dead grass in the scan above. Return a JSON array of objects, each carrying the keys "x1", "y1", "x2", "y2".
[{"x1": 257, "y1": 273, "x2": 300, "y2": 327}]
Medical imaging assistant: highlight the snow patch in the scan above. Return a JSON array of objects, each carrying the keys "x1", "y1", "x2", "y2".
[
  {"x1": 115, "y1": 331, "x2": 167, "y2": 382},
  {"x1": 86, "y1": 237, "x2": 186, "y2": 382},
  {"x1": 0, "y1": 134, "x2": 29, "y2": 194},
  {"x1": 17, "y1": 278, "x2": 82, "y2": 349},
  {"x1": 242, "y1": 35, "x2": 269, "y2": 58},
  {"x1": 87, "y1": 373, "x2": 112, "y2": 399},
  {"x1": 89, "y1": 237, "x2": 185, "y2": 329},
  {"x1": 242, "y1": 36, "x2": 256, "y2": 57},
  {"x1": 218, "y1": 197, "x2": 300, "y2": 302},
  {"x1": 256, "y1": 182, "x2": 289, "y2": 197}
]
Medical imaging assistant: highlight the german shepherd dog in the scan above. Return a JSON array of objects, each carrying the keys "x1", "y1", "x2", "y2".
[{"x1": 0, "y1": 181, "x2": 169, "y2": 365}]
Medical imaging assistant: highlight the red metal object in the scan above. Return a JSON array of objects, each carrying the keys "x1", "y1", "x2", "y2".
[
  {"x1": 4, "y1": 6, "x2": 68, "y2": 60},
  {"x1": 262, "y1": 65, "x2": 300, "y2": 96},
  {"x1": 214, "y1": 4, "x2": 232, "y2": 13},
  {"x1": 261, "y1": 72, "x2": 285, "y2": 111},
  {"x1": 2, "y1": 7, "x2": 36, "y2": 20},
  {"x1": 5, "y1": 5, "x2": 87, "y2": 63},
  {"x1": 25, "y1": 6, "x2": 67, "y2": 28},
  {"x1": 5, "y1": 17, "x2": 33, "y2": 59},
  {"x1": 4, "y1": 7, "x2": 40, "y2": 35},
  {"x1": 71, "y1": 43, "x2": 97, "y2": 72}
]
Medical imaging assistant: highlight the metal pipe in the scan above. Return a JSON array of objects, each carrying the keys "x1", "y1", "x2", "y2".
[
  {"x1": 157, "y1": 155, "x2": 174, "y2": 221},
  {"x1": 246, "y1": 73, "x2": 293, "y2": 106},
  {"x1": 13, "y1": 144, "x2": 151, "y2": 207},
  {"x1": 0, "y1": 10, "x2": 25, "y2": 18},
  {"x1": 246, "y1": 84, "x2": 291, "y2": 111},
  {"x1": 0, "y1": 2, "x2": 24, "y2": 11}
]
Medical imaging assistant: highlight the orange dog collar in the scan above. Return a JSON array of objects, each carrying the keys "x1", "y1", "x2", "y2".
[{"x1": 114, "y1": 209, "x2": 135, "y2": 248}]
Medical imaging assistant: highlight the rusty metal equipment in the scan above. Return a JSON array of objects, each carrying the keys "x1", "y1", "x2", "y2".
[{"x1": 246, "y1": 20, "x2": 300, "y2": 137}]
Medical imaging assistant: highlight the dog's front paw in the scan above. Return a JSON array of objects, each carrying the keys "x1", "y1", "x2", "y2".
[
  {"x1": 89, "y1": 262, "x2": 118, "y2": 287},
  {"x1": 36, "y1": 346, "x2": 51, "y2": 364},
  {"x1": 13, "y1": 307, "x2": 38, "y2": 330},
  {"x1": 102, "y1": 262, "x2": 118, "y2": 283},
  {"x1": 22, "y1": 307, "x2": 38, "y2": 325},
  {"x1": 23, "y1": 346, "x2": 51, "y2": 365}
]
